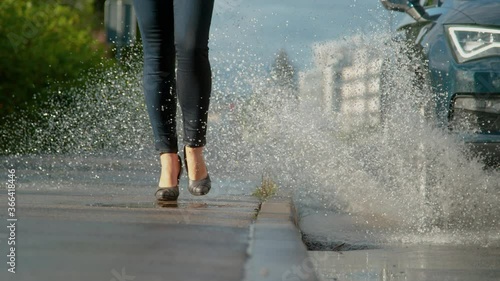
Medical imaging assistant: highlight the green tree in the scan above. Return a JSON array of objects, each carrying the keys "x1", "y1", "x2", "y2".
[
  {"x1": 0, "y1": 0, "x2": 110, "y2": 120},
  {"x1": 270, "y1": 49, "x2": 298, "y2": 99},
  {"x1": 236, "y1": 49, "x2": 299, "y2": 144}
]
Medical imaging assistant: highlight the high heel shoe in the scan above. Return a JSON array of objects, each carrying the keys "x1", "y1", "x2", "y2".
[
  {"x1": 155, "y1": 155, "x2": 183, "y2": 201},
  {"x1": 183, "y1": 146, "x2": 211, "y2": 196}
]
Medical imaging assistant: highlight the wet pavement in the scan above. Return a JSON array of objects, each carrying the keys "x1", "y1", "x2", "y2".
[
  {"x1": 310, "y1": 246, "x2": 500, "y2": 281},
  {"x1": 1, "y1": 156, "x2": 499, "y2": 281},
  {"x1": 0, "y1": 186, "x2": 321, "y2": 281},
  {"x1": 301, "y1": 207, "x2": 500, "y2": 281},
  {"x1": 0, "y1": 190, "x2": 260, "y2": 281}
]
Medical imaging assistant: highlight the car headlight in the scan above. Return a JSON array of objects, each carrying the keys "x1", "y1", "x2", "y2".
[{"x1": 446, "y1": 25, "x2": 500, "y2": 63}]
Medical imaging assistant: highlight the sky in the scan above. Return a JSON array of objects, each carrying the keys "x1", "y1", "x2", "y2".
[{"x1": 209, "y1": 0, "x2": 394, "y2": 70}]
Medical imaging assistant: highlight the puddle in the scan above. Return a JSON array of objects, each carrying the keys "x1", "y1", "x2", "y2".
[{"x1": 87, "y1": 201, "x2": 232, "y2": 209}]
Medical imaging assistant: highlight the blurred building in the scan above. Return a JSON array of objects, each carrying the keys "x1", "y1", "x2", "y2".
[{"x1": 299, "y1": 36, "x2": 383, "y2": 132}]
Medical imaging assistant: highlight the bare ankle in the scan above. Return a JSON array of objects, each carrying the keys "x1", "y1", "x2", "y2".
[
  {"x1": 184, "y1": 146, "x2": 208, "y2": 181},
  {"x1": 158, "y1": 153, "x2": 181, "y2": 188}
]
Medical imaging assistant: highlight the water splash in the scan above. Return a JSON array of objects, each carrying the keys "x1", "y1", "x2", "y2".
[
  {"x1": 216, "y1": 33, "x2": 500, "y2": 246},
  {"x1": 288, "y1": 34, "x2": 500, "y2": 246},
  {"x1": 1, "y1": 29, "x2": 499, "y2": 247}
]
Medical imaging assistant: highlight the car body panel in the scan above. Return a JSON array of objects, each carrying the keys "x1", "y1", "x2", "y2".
[
  {"x1": 449, "y1": 0, "x2": 500, "y2": 25},
  {"x1": 383, "y1": 0, "x2": 500, "y2": 163}
]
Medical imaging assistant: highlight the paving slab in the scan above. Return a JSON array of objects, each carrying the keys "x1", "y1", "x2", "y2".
[{"x1": 0, "y1": 190, "x2": 260, "y2": 281}]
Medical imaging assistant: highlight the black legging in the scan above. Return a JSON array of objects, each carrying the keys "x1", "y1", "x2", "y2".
[{"x1": 133, "y1": 0, "x2": 214, "y2": 153}]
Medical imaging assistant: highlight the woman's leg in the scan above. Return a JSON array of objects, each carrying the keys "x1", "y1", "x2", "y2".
[
  {"x1": 173, "y1": 0, "x2": 215, "y2": 180},
  {"x1": 133, "y1": 0, "x2": 178, "y2": 154},
  {"x1": 134, "y1": 0, "x2": 180, "y2": 188},
  {"x1": 174, "y1": 0, "x2": 214, "y2": 148}
]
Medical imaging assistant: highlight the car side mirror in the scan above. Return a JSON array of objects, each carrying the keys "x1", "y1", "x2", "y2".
[{"x1": 380, "y1": 0, "x2": 430, "y2": 22}]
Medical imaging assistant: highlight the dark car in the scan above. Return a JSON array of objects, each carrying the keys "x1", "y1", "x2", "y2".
[{"x1": 380, "y1": 0, "x2": 500, "y2": 165}]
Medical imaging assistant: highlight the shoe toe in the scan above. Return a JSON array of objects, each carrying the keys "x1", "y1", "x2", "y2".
[
  {"x1": 188, "y1": 175, "x2": 211, "y2": 196},
  {"x1": 155, "y1": 187, "x2": 179, "y2": 201},
  {"x1": 195, "y1": 186, "x2": 210, "y2": 195}
]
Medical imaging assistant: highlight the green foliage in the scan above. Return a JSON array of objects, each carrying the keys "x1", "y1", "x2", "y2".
[
  {"x1": 0, "y1": 0, "x2": 111, "y2": 119},
  {"x1": 271, "y1": 49, "x2": 297, "y2": 90},
  {"x1": 236, "y1": 49, "x2": 299, "y2": 144}
]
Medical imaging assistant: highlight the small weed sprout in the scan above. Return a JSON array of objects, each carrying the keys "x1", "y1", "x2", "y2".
[{"x1": 252, "y1": 174, "x2": 278, "y2": 201}]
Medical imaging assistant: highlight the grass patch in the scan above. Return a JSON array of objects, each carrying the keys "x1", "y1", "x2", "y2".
[{"x1": 252, "y1": 174, "x2": 278, "y2": 201}]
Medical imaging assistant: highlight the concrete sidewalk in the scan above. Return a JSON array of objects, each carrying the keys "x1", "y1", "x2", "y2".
[{"x1": 0, "y1": 190, "x2": 318, "y2": 281}]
